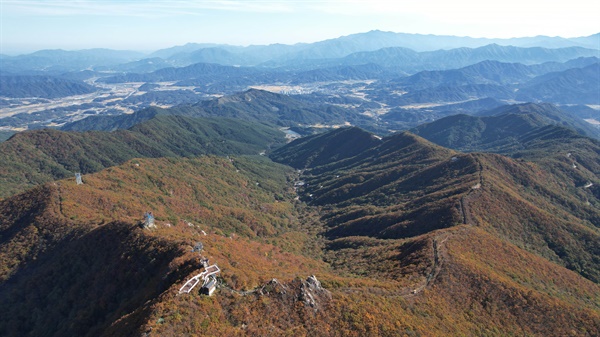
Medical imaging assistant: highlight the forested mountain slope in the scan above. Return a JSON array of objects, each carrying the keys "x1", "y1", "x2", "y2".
[
  {"x1": 1, "y1": 153, "x2": 599, "y2": 336},
  {"x1": 273, "y1": 127, "x2": 600, "y2": 282},
  {"x1": 0, "y1": 116, "x2": 285, "y2": 198}
]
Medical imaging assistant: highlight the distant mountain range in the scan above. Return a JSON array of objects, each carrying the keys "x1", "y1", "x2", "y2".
[
  {"x1": 412, "y1": 103, "x2": 600, "y2": 151},
  {"x1": 1, "y1": 30, "x2": 598, "y2": 155},
  {"x1": 0, "y1": 49, "x2": 145, "y2": 73},
  {"x1": 97, "y1": 45, "x2": 598, "y2": 83},
  {"x1": 2, "y1": 29, "x2": 600, "y2": 337},
  {"x1": 1, "y1": 91, "x2": 599, "y2": 336},
  {"x1": 2, "y1": 30, "x2": 598, "y2": 73},
  {"x1": 59, "y1": 90, "x2": 598, "y2": 149},
  {"x1": 2, "y1": 31, "x2": 597, "y2": 129},
  {"x1": 370, "y1": 58, "x2": 599, "y2": 107},
  {"x1": 336, "y1": 44, "x2": 599, "y2": 70},
  {"x1": 60, "y1": 89, "x2": 369, "y2": 132},
  {"x1": 390, "y1": 57, "x2": 599, "y2": 89},
  {"x1": 86, "y1": 52, "x2": 599, "y2": 121},
  {"x1": 152, "y1": 30, "x2": 600, "y2": 67},
  {"x1": 516, "y1": 62, "x2": 600, "y2": 104}
]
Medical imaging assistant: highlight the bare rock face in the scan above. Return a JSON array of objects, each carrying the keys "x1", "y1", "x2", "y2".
[
  {"x1": 299, "y1": 275, "x2": 331, "y2": 311},
  {"x1": 259, "y1": 278, "x2": 288, "y2": 295}
]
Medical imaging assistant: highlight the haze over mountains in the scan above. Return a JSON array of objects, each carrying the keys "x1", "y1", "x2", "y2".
[
  {"x1": 1, "y1": 30, "x2": 600, "y2": 336},
  {"x1": 1, "y1": 30, "x2": 598, "y2": 136},
  {"x1": 3, "y1": 30, "x2": 599, "y2": 69}
]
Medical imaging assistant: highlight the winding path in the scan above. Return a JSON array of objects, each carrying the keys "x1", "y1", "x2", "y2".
[{"x1": 402, "y1": 231, "x2": 452, "y2": 297}]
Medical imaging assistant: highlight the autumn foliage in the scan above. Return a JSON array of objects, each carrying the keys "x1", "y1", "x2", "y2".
[{"x1": 1, "y1": 127, "x2": 599, "y2": 336}]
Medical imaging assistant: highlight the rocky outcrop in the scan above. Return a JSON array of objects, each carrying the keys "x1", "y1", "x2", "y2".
[{"x1": 299, "y1": 275, "x2": 331, "y2": 311}]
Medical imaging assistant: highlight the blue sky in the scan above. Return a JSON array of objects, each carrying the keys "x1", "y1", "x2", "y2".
[{"x1": 1, "y1": 0, "x2": 599, "y2": 54}]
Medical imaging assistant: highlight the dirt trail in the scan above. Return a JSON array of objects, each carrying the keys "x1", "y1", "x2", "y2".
[
  {"x1": 404, "y1": 156, "x2": 485, "y2": 297},
  {"x1": 401, "y1": 231, "x2": 451, "y2": 297},
  {"x1": 459, "y1": 154, "x2": 484, "y2": 225},
  {"x1": 54, "y1": 182, "x2": 66, "y2": 219}
]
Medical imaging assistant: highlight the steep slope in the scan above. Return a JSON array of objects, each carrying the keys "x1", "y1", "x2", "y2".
[
  {"x1": 483, "y1": 103, "x2": 600, "y2": 139},
  {"x1": 0, "y1": 116, "x2": 285, "y2": 199},
  {"x1": 269, "y1": 127, "x2": 381, "y2": 169},
  {"x1": 410, "y1": 112, "x2": 547, "y2": 151},
  {"x1": 1, "y1": 217, "x2": 186, "y2": 337},
  {"x1": 142, "y1": 221, "x2": 600, "y2": 336},
  {"x1": 1, "y1": 139, "x2": 599, "y2": 335},
  {"x1": 0, "y1": 156, "x2": 330, "y2": 337},
  {"x1": 411, "y1": 111, "x2": 600, "y2": 281},
  {"x1": 467, "y1": 152, "x2": 600, "y2": 281},
  {"x1": 274, "y1": 129, "x2": 470, "y2": 238},
  {"x1": 272, "y1": 127, "x2": 600, "y2": 335},
  {"x1": 273, "y1": 127, "x2": 600, "y2": 282},
  {"x1": 2, "y1": 155, "x2": 599, "y2": 336},
  {"x1": 0, "y1": 131, "x2": 15, "y2": 142}
]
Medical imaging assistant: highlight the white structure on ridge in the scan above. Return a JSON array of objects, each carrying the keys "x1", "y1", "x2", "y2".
[{"x1": 179, "y1": 263, "x2": 221, "y2": 295}]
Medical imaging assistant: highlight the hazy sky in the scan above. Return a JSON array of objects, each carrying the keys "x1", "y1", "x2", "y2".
[{"x1": 1, "y1": 0, "x2": 599, "y2": 54}]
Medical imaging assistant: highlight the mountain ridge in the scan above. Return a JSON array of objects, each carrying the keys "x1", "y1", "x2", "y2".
[
  {"x1": 272, "y1": 126, "x2": 600, "y2": 282},
  {"x1": 1, "y1": 149, "x2": 599, "y2": 336},
  {"x1": 0, "y1": 121, "x2": 599, "y2": 335},
  {"x1": 1, "y1": 29, "x2": 599, "y2": 335},
  {"x1": 411, "y1": 103, "x2": 600, "y2": 151},
  {"x1": 0, "y1": 115, "x2": 285, "y2": 198},
  {"x1": 0, "y1": 75, "x2": 98, "y2": 98}
]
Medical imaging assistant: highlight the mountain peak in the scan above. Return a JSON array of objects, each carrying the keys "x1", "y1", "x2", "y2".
[{"x1": 271, "y1": 127, "x2": 379, "y2": 169}]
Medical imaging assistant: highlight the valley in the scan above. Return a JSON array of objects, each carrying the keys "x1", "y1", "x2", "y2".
[
  {"x1": 0, "y1": 78, "x2": 380, "y2": 131},
  {"x1": 4, "y1": 75, "x2": 599, "y2": 134},
  {"x1": 2, "y1": 124, "x2": 598, "y2": 336},
  {"x1": 0, "y1": 80, "x2": 162, "y2": 127},
  {"x1": 0, "y1": 30, "x2": 599, "y2": 336},
  {"x1": 2, "y1": 33, "x2": 598, "y2": 134}
]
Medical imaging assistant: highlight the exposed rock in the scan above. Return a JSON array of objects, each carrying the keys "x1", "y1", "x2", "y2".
[
  {"x1": 260, "y1": 278, "x2": 288, "y2": 295},
  {"x1": 299, "y1": 275, "x2": 331, "y2": 311}
]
